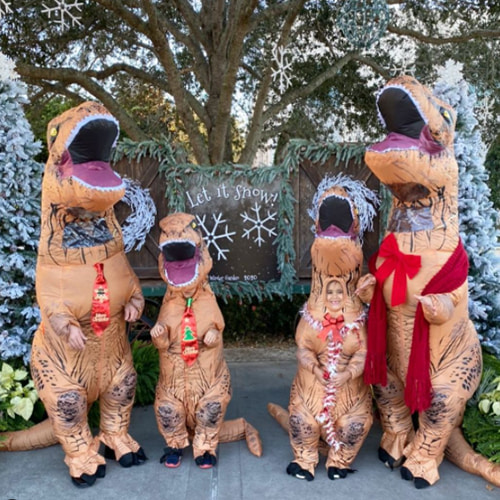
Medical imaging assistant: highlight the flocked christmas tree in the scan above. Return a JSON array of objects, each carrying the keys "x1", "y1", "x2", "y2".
[
  {"x1": 434, "y1": 61, "x2": 500, "y2": 356},
  {"x1": 0, "y1": 52, "x2": 43, "y2": 364}
]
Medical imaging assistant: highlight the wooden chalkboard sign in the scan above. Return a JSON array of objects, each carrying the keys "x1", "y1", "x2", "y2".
[
  {"x1": 184, "y1": 177, "x2": 281, "y2": 283},
  {"x1": 113, "y1": 140, "x2": 296, "y2": 300},
  {"x1": 113, "y1": 139, "x2": 381, "y2": 300}
]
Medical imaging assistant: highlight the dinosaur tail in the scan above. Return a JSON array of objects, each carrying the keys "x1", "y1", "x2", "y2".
[
  {"x1": 267, "y1": 402, "x2": 329, "y2": 456},
  {"x1": 0, "y1": 419, "x2": 58, "y2": 452},
  {"x1": 219, "y1": 417, "x2": 263, "y2": 457},
  {"x1": 267, "y1": 402, "x2": 290, "y2": 433},
  {"x1": 445, "y1": 427, "x2": 500, "y2": 487}
]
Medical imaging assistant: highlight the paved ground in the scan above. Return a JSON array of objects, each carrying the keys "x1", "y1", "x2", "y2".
[{"x1": 1, "y1": 349, "x2": 498, "y2": 500}]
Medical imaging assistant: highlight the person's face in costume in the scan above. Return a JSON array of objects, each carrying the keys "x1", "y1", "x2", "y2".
[{"x1": 325, "y1": 281, "x2": 344, "y2": 315}]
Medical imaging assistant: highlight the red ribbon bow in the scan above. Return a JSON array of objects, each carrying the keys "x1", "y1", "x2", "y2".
[
  {"x1": 318, "y1": 314, "x2": 344, "y2": 343},
  {"x1": 374, "y1": 233, "x2": 421, "y2": 306},
  {"x1": 91, "y1": 263, "x2": 110, "y2": 336}
]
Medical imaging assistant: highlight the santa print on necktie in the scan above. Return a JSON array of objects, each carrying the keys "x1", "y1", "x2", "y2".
[
  {"x1": 91, "y1": 262, "x2": 110, "y2": 336},
  {"x1": 181, "y1": 297, "x2": 199, "y2": 366}
]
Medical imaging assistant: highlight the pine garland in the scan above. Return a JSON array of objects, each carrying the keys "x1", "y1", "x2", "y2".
[{"x1": 114, "y1": 139, "x2": 298, "y2": 302}]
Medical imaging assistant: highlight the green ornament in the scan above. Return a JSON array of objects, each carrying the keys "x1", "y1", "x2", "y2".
[
  {"x1": 184, "y1": 326, "x2": 195, "y2": 341},
  {"x1": 337, "y1": 0, "x2": 391, "y2": 50}
]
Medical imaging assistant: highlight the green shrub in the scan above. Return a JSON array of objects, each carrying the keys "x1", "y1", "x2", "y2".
[
  {"x1": 463, "y1": 353, "x2": 500, "y2": 462},
  {"x1": 218, "y1": 294, "x2": 307, "y2": 346}
]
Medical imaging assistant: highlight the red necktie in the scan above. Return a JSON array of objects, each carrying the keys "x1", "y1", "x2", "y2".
[
  {"x1": 318, "y1": 314, "x2": 344, "y2": 342},
  {"x1": 181, "y1": 297, "x2": 199, "y2": 366},
  {"x1": 374, "y1": 233, "x2": 421, "y2": 306},
  {"x1": 91, "y1": 263, "x2": 110, "y2": 336}
]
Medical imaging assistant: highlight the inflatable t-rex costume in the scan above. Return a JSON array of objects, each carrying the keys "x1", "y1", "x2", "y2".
[
  {"x1": 151, "y1": 212, "x2": 262, "y2": 468},
  {"x1": 0, "y1": 102, "x2": 147, "y2": 487},
  {"x1": 268, "y1": 175, "x2": 377, "y2": 481},
  {"x1": 363, "y1": 75, "x2": 500, "y2": 488}
]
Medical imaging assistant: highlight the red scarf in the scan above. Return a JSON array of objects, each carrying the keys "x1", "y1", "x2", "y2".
[
  {"x1": 318, "y1": 314, "x2": 344, "y2": 342},
  {"x1": 364, "y1": 236, "x2": 469, "y2": 413}
]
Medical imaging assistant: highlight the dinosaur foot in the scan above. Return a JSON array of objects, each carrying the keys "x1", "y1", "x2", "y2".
[
  {"x1": 71, "y1": 464, "x2": 106, "y2": 488},
  {"x1": 400, "y1": 466, "x2": 431, "y2": 489},
  {"x1": 195, "y1": 451, "x2": 217, "y2": 469},
  {"x1": 286, "y1": 462, "x2": 314, "y2": 481},
  {"x1": 327, "y1": 467, "x2": 356, "y2": 480},
  {"x1": 378, "y1": 447, "x2": 405, "y2": 470},
  {"x1": 104, "y1": 445, "x2": 148, "y2": 468},
  {"x1": 159, "y1": 447, "x2": 183, "y2": 468}
]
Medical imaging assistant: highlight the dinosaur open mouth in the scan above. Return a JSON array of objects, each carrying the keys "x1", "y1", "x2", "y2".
[
  {"x1": 369, "y1": 86, "x2": 444, "y2": 155},
  {"x1": 160, "y1": 240, "x2": 200, "y2": 286},
  {"x1": 317, "y1": 195, "x2": 356, "y2": 240},
  {"x1": 59, "y1": 116, "x2": 123, "y2": 189}
]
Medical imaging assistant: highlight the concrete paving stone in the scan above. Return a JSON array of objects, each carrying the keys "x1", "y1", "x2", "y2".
[{"x1": 0, "y1": 355, "x2": 498, "y2": 500}]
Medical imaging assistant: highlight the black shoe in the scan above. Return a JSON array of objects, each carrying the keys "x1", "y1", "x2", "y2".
[
  {"x1": 118, "y1": 447, "x2": 148, "y2": 467},
  {"x1": 160, "y1": 447, "x2": 183, "y2": 468},
  {"x1": 378, "y1": 447, "x2": 396, "y2": 469},
  {"x1": 286, "y1": 462, "x2": 314, "y2": 481},
  {"x1": 96, "y1": 464, "x2": 106, "y2": 478},
  {"x1": 105, "y1": 445, "x2": 148, "y2": 467},
  {"x1": 400, "y1": 467, "x2": 430, "y2": 489},
  {"x1": 327, "y1": 467, "x2": 356, "y2": 480},
  {"x1": 195, "y1": 451, "x2": 217, "y2": 469},
  {"x1": 71, "y1": 473, "x2": 97, "y2": 488}
]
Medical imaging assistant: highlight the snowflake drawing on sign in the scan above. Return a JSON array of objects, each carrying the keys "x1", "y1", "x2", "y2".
[
  {"x1": 0, "y1": 0, "x2": 12, "y2": 20},
  {"x1": 42, "y1": 0, "x2": 83, "y2": 30},
  {"x1": 196, "y1": 213, "x2": 236, "y2": 261},
  {"x1": 240, "y1": 202, "x2": 277, "y2": 247},
  {"x1": 271, "y1": 45, "x2": 294, "y2": 94}
]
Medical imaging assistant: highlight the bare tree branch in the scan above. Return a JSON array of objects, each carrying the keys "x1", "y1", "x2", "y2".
[
  {"x1": 388, "y1": 25, "x2": 500, "y2": 44},
  {"x1": 16, "y1": 63, "x2": 149, "y2": 141}
]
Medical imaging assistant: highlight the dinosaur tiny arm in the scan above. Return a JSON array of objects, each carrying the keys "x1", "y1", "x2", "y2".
[
  {"x1": 125, "y1": 276, "x2": 145, "y2": 320},
  {"x1": 203, "y1": 328, "x2": 221, "y2": 346},
  {"x1": 355, "y1": 274, "x2": 376, "y2": 304},
  {"x1": 415, "y1": 281, "x2": 468, "y2": 325},
  {"x1": 296, "y1": 328, "x2": 323, "y2": 378},
  {"x1": 344, "y1": 338, "x2": 367, "y2": 381},
  {"x1": 150, "y1": 323, "x2": 170, "y2": 350}
]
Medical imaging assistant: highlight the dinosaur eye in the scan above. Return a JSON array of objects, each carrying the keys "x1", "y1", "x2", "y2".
[{"x1": 440, "y1": 108, "x2": 452, "y2": 124}]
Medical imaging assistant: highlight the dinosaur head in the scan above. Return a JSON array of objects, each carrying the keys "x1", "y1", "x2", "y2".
[
  {"x1": 158, "y1": 213, "x2": 212, "y2": 295},
  {"x1": 309, "y1": 175, "x2": 378, "y2": 278},
  {"x1": 365, "y1": 76, "x2": 457, "y2": 202},
  {"x1": 44, "y1": 101, "x2": 125, "y2": 212}
]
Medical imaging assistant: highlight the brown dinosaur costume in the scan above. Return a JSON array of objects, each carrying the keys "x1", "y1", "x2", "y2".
[
  {"x1": 151, "y1": 212, "x2": 262, "y2": 469},
  {"x1": 268, "y1": 176, "x2": 378, "y2": 481},
  {"x1": 16, "y1": 102, "x2": 146, "y2": 487},
  {"x1": 363, "y1": 75, "x2": 500, "y2": 488}
]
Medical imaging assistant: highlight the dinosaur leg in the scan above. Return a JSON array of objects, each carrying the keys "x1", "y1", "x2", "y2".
[
  {"x1": 401, "y1": 336, "x2": 482, "y2": 488},
  {"x1": 372, "y1": 369, "x2": 414, "y2": 468},
  {"x1": 31, "y1": 353, "x2": 105, "y2": 483},
  {"x1": 154, "y1": 389, "x2": 190, "y2": 449},
  {"x1": 325, "y1": 395, "x2": 373, "y2": 473},
  {"x1": 97, "y1": 363, "x2": 146, "y2": 467},
  {"x1": 192, "y1": 381, "x2": 231, "y2": 460},
  {"x1": 288, "y1": 401, "x2": 321, "y2": 478}
]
